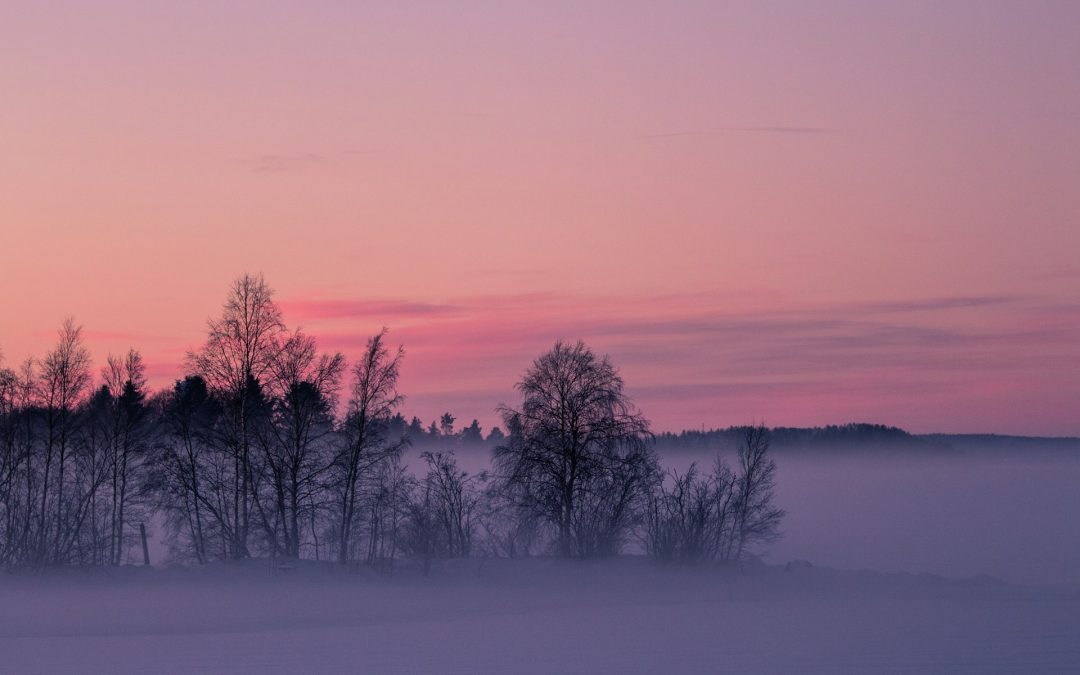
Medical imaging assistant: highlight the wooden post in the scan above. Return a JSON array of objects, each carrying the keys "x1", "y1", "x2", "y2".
[{"x1": 140, "y1": 523, "x2": 150, "y2": 566}]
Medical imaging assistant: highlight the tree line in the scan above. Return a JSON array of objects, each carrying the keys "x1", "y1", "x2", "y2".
[
  {"x1": 656, "y1": 423, "x2": 923, "y2": 453},
  {"x1": 0, "y1": 274, "x2": 783, "y2": 571}
]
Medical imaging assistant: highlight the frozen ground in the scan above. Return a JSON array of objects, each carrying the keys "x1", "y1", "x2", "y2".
[
  {"x1": 7, "y1": 446, "x2": 1080, "y2": 673},
  {"x1": 2, "y1": 557, "x2": 1079, "y2": 674}
]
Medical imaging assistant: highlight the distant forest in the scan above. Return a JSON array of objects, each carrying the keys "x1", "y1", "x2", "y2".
[
  {"x1": 657, "y1": 423, "x2": 926, "y2": 453},
  {"x1": 408, "y1": 422, "x2": 928, "y2": 452}
]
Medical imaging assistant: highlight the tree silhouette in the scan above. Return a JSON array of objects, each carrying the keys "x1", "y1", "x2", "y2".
[
  {"x1": 331, "y1": 329, "x2": 406, "y2": 564},
  {"x1": 494, "y1": 341, "x2": 655, "y2": 558},
  {"x1": 188, "y1": 273, "x2": 285, "y2": 558}
]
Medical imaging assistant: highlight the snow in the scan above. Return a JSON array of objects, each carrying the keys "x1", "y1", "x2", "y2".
[
  {"x1": 6, "y1": 446, "x2": 1080, "y2": 673},
  {"x1": 2, "y1": 558, "x2": 1079, "y2": 674}
]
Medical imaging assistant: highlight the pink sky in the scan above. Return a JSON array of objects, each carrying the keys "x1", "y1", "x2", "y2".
[{"x1": 1, "y1": 2, "x2": 1078, "y2": 434}]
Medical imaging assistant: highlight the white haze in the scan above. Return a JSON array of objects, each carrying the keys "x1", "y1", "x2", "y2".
[
  {"x1": 8, "y1": 440, "x2": 1079, "y2": 673},
  {"x1": 446, "y1": 439, "x2": 1080, "y2": 588},
  {"x1": 2, "y1": 558, "x2": 1078, "y2": 674},
  {"x1": 768, "y1": 451, "x2": 1080, "y2": 588}
]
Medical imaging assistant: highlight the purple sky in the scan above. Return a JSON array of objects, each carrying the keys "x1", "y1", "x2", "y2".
[{"x1": 1, "y1": 2, "x2": 1078, "y2": 434}]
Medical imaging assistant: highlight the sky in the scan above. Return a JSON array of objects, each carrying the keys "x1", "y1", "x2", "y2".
[{"x1": 1, "y1": 1, "x2": 1078, "y2": 435}]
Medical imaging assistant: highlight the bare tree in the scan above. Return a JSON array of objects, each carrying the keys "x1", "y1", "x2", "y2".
[
  {"x1": 494, "y1": 340, "x2": 655, "y2": 558},
  {"x1": 399, "y1": 473, "x2": 438, "y2": 576},
  {"x1": 99, "y1": 350, "x2": 149, "y2": 565},
  {"x1": 420, "y1": 450, "x2": 484, "y2": 559},
  {"x1": 37, "y1": 318, "x2": 92, "y2": 565},
  {"x1": 0, "y1": 359, "x2": 38, "y2": 567},
  {"x1": 330, "y1": 329, "x2": 406, "y2": 564},
  {"x1": 0, "y1": 356, "x2": 25, "y2": 566},
  {"x1": 645, "y1": 425, "x2": 783, "y2": 564},
  {"x1": 476, "y1": 478, "x2": 542, "y2": 559},
  {"x1": 644, "y1": 461, "x2": 737, "y2": 563},
  {"x1": 78, "y1": 384, "x2": 116, "y2": 564},
  {"x1": 152, "y1": 376, "x2": 222, "y2": 564},
  {"x1": 362, "y1": 453, "x2": 410, "y2": 567},
  {"x1": 188, "y1": 273, "x2": 285, "y2": 558},
  {"x1": 731, "y1": 424, "x2": 784, "y2": 560},
  {"x1": 259, "y1": 330, "x2": 344, "y2": 559},
  {"x1": 396, "y1": 452, "x2": 483, "y2": 575}
]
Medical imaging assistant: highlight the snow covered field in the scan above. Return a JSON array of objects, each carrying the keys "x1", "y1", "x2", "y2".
[
  {"x1": 5, "y1": 446, "x2": 1080, "y2": 674},
  {"x1": 2, "y1": 558, "x2": 1079, "y2": 674}
]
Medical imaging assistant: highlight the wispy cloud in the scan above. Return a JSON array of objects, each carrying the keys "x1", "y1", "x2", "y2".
[
  {"x1": 127, "y1": 289, "x2": 1079, "y2": 434},
  {"x1": 81, "y1": 329, "x2": 174, "y2": 343},
  {"x1": 637, "y1": 131, "x2": 709, "y2": 139},
  {"x1": 638, "y1": 126, "x2": 832, "y2": 139},
  {"x1": 848, "y1": 295, "x2": 1022, "y2": 314},
  {"x1": 279, "y1": 298, "x2": 462, "y2": 321},
  {"x1": 301, "y1": 289, "x2": 1078, "y2": 431},
  {"x1": 732, "y1": 126, "x2": 830, "y2": 134}
]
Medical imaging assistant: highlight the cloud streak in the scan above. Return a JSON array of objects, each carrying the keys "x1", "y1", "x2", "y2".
[
  {"x1": 276, "y1": 290, "x2": 1080, "y2": 435},
  {"x1": 638, "y1": 126, "x2": 832, "y2": 139},
  {"x1": 732, "y1": 126, "x2": 831, "y2": 134},
  {"x1": 279, "y1": 298, "x2": 462, "y2": 320},
  {"x1": 104, "y1": 289, "x2": 1077, "y2": 436}
]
